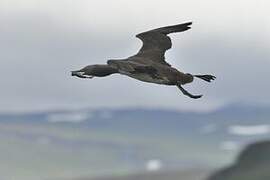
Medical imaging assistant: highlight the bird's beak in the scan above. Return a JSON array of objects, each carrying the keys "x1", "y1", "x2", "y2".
[
  {"x1": 71, "y1": 71, "x2": 85, "y2": 78},
  {"x1": 71, "y1": 71, "x2": 80, "y2": 76},
  {"x1": 71, "y1": 71, "x2": 94, "y2": 79}
]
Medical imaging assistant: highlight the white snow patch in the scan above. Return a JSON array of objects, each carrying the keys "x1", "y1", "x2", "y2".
[
  {"x1": 146, "y1": 159, "x2": 162, "y2": 172},
  {"x1": 47, "y1": 112, "x2": 91, "y2": 123},
  {"x1": 228, "y1": 125, "x2": 270, "y2": 136}
]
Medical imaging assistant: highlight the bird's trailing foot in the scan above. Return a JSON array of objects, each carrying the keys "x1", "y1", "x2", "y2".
[
  {"x1": 177, "y1": 84, "x2": 203, "y2": 99},
  {"x1": 194, "y1": 74, "x2": 216, "y2": 82}
]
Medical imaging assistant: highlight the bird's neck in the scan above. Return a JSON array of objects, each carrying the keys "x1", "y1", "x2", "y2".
[{"x1": 90, "y1": 65, "x2": 118, "y2": 77}]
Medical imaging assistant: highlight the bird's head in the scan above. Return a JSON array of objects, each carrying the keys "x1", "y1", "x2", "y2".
[{"x1": 71, "y1": 64, "x2": 118, "y2": 79}]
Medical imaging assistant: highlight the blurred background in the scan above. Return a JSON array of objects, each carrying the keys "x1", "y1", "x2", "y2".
[{"x1": 0, "y1": 0, "x2": 270, "y2": 180}]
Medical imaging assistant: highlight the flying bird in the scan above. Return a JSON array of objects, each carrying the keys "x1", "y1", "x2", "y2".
[{"x1": 71, "y1": 22, "x2": 216, "y2": 99}]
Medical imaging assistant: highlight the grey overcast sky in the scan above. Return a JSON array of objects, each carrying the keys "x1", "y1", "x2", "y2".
[{"x1": 0, "y1": 0, "x2": 270, "y2": 112}]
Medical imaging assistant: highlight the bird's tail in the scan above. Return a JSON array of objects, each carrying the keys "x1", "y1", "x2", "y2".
[{"x1": 194, "y1": 74, "x2": 216, "y2": 82}]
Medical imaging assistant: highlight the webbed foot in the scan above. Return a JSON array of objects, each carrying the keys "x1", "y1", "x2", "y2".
[{"x1": 195, "y1": 75, "x2": 216, "y2": 82}]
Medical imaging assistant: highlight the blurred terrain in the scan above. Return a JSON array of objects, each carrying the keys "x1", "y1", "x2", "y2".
[
  {"x1": 208, "y1": 141, "x2": 270, "y2": 180},
  {"x1": 75, "y1": 169, "x2": 210, "y2": 180},
  {"x1": 0, "y1": 103, "x2": 270, "y2": 180},
  {"x1": 71, "y1": 141, "x2": 270, "y2": 180}
]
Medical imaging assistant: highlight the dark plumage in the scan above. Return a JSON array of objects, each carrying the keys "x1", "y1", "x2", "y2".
[{"x1": 71, "y1": 22, "x2": 216, "y2": 99}]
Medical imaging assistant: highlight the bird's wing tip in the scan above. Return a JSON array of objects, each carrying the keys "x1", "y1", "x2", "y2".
[{"x1": 184, "y1": 22, "x2": 193, "y2": 27}]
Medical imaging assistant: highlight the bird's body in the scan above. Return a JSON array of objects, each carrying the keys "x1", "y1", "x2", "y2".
[
  {"x1": 107, "y1": 58, "x2": 192, "y2": 85},
  {"x1": 72, "y1": 22, "x2": 216, "y2": 99}
]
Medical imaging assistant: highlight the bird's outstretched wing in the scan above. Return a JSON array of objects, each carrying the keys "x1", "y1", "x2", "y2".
[{"x1": 131, "y1": 22, "x2": 192, "y2": 66}]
